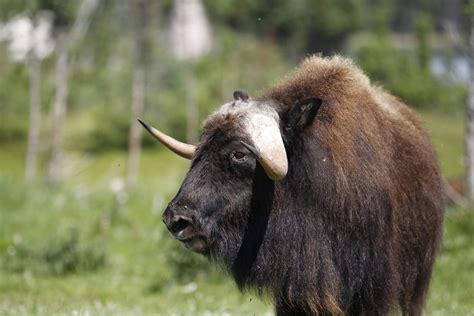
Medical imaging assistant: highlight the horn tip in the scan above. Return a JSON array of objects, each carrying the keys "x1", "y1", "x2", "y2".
[{"x1": 137, "y1": 118, "x2": 151, "y2": 130}]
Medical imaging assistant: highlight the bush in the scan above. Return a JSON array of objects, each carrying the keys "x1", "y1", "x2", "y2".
[
  {"x1": 2, "y1": 228, "x2": 106, "y2": 276},
  {"x1": 356, "y1": 37, "x2": 467, "y2": 112},
  {"x1": 147, "y1": 229, "x2": 212, "y2": 294}
]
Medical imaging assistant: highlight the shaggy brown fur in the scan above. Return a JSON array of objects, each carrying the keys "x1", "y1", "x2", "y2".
[
  {"x1": 162, "y1": 55, "x2": 445, "y2": 316},
  {"x1": 257, "y1": 56, "x2": 445, "y2": 315}
]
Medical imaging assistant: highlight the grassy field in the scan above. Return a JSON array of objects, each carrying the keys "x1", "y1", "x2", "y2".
[{"x1": 0, "y1": 110, "x2": 473, "y2": 315}]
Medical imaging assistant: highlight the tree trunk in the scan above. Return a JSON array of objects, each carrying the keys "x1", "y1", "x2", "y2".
[
  {"x1": 25, "y1": 54, "x2": 41, "y2": 182},
  {"x1": 126, "y1": 0, "x2": 148, "y2": 189},
  {"x1": 185, "y1": 64, "x2": 198, "y2": 143},
  {"x1": 46, "y1": 0, "x2": 100, "y2": 185},
  {"x1": 126, "y1": 65, "x2": 146, "y2": 188},
  {"x1": 466, "y1": 13, "x2": 474, "y2": 202},
  {"x1": 47, "y1": 39, "x2": 69, "y2": 185}
]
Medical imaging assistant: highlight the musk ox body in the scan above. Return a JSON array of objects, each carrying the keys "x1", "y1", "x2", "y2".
[{"x1": 141, "y1": 56, "x2": 445, "y2": 315}]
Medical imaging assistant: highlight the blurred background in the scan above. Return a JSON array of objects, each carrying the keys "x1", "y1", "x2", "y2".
[{"x1": 0, "y1": 0, "x2": 473, "y2": 314}]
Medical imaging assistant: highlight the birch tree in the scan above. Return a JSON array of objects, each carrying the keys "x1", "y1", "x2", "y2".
[
  {"x1": 25, "y1": 51, "x2": 41, "y2": 182},
  {"x1": 169, "y1": 0, "x2": 213, "y2": 143},
  {"x1": 47, "y1": 0, "x2": 100, "y2": 184},
  {"x1": 25, "y1": 14, "x2": 54, "y2": 182},
  {"x1": 126, "y1": 0, "x2": 148, "y2": 189},
  {"x1": 0, "y1": 13, "x2": 54, "y2": 182}
]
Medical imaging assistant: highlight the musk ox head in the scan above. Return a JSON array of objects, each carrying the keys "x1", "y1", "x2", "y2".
[{"x1": 139, "y1": 92, "x2": 321, "y2": 258}]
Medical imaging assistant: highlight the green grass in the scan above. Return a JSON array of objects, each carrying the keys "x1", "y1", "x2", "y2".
[
  {"x1": 0, "y1": 148, "x2": 271, "y2": 315},
  {"x1": 421, "y1": 110, "x2": 466, "y2": 179},
  {"x1": 427, "y1": 209, "x2": 474, "y2": 316},
  {"x1": 0, "y1": 110, "x2": 473, "y2": 315}
]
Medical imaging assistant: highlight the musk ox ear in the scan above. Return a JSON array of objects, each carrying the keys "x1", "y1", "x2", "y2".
[
  {"x1": 233, "y1": 90, "x2": 249, "y2": 101},
  {"x1": 285, "y1": 97, "x2": 322, "y2": 131}
]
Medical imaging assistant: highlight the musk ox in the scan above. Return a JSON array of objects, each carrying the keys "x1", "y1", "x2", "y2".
[{"x1": 139, "y1": 55, "x2": 445, "y2": 315}]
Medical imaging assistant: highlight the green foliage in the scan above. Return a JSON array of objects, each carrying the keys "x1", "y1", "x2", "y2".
[
  {"x1": 67, "y1": 28, "x2": 289, "y2": 152},
  {"x1": 415, "y1": 13, "x2": 432, "y2": 71},
  {"x1": 204, "y1": 0, "x2": 363, "y2": 37},
  {"x1": 464, "y1": 0, "x2": 474, "y2": 15},
  {"x1": 2, "y1": 229, "x2": 106, "y2": 276},
  {"x1": 35, "y1": 0, "x2": 77, "y2": 29},
  {"x1": 371, "y1": 6, "x2": 394, "y2": 37},
  {"x1": 0, "y1": 0, "x2": 76, "y2": 27},
  {"x1": 162, "y1": 236, "x2": 211, "y2": 283},
  {"x1": 356, "y1": 36, "x2": 467, "y2": 111},
  {"x1": 147, "y1": 232, "x2": 212, "y2": 294},
  {"x1": 204, "y1": 0, "x2": 364, "y2": 53},
  {"x1": 0, "y1": 0, "x2": 470, "y2": 149},
  {"x1": 0, "y1": 51, "x2": 29, "y2": 141},
  {"x1": 73, "y1": 106, "x2": 131, "y2": 152}
]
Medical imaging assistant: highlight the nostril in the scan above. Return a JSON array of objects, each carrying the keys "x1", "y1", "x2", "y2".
[{"x1": 169, "y1": 215, "x2": 193, "y2": 236}]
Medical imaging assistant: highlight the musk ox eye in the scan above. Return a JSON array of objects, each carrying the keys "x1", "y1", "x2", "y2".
[{"x1": 231, "y1": 151, "x2": 246, "y2": 162}]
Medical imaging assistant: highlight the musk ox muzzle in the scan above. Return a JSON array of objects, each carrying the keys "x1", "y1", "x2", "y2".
[{"x1": 162, "y1": 199, "x2": 209, "y2": 253}]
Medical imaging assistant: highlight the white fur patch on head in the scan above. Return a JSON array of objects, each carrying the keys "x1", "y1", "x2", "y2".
[
  {"x1": 214, "y1": 99, "x2": 280, "y2": 144},
  {"x1": 212, "y1": 99, "x2": 288, "y2": 180}
]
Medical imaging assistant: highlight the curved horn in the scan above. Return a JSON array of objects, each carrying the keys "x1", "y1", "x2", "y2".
[
  {"x1": 138, "y1": 119, "x2": 195, "y2": 159},
  {"x1": 241, "y1": 111, "x2": 288, "y2": 181}
]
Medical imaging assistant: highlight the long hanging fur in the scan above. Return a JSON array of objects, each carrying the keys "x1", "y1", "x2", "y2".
[{"x1": 251, "y1": 56, "x2": 445, "y2": 315}]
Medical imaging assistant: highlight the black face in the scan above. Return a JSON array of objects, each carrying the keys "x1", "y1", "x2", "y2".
[
  {"x1": 161, "y1": 96, "x2": 322, "y2": 257},
  {"x1": 162, "y1": 133, "x2": 257, "y2": 255}
]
